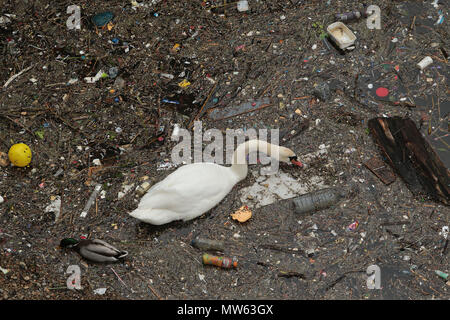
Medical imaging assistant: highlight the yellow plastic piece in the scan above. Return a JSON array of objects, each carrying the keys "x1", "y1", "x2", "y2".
[{"x1": 8, "y1": 143, "x2": 32, "y2": 167}]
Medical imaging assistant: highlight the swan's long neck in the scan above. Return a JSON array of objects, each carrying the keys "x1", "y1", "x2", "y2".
[{"x1": 230, "y1": 140, "x2": 279, "y2": 181}]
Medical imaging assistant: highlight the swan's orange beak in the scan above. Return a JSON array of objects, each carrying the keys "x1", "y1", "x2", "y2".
[{"x1": 290, "y1": 156, "x2": 303, "y2": 167}]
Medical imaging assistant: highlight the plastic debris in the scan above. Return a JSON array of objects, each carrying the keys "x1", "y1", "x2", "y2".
[
  {"x1": 108, "y1": 67, "x2": 119, "y2": 79},
  {"x1": 202, "y1": 254, "x2": 237, "y2": 269},
  {"x1": 440, "y1": 226, "x2": 449, "y2": 239},
  {"x1": 335, "y1": 11, "x2": 363, "y2": 22},
  {"x1": 93, "y1": 288, "x2": 107, "y2": 295},
  {"x1": 0, "y1": 195, "x2": 4, "y2": 204},
  {"x1": 80, "y1": 184, "x2": 102, "y2": 218},
  {"x1": 417, "y1": 56, "x2": 433, "y2": 70},
  {"x1": 44, "y1": 196, "x2": 61, "y2": 222},
  {"x1": 8, "y1": 143, "x2": 32, "y2": 167},
  {"x1": 136, "y1": 180, "x2": 153, "y2": 196},
  {"x1": 241, "y1": 171, "x2": 328, "y2": 209},
  {"x1": 118, "y1": 184, "x2": 134, "y2": 200},
  {"x1": 293, "y1": 188, "x2": 343, "y2": 215},
  {"x1": 231, "y1": 205, "x2": 252, "y2": 222},
  {"x1": 84, "y1": 70, "x2": 106, "y2": 83},
  {"x1": 435, "y1": 270, "x2": 449, "y2": 281},
  {"x1": 178, "y1": 79, "x2": 191, "y2": 88},
  {"x1": 171, "y1": 124, "x2": 181, "y2": 140},
  {"x1": 0, "y1": 266, "x2": 10, "y2": 275},
  {"x1": 91, "y1": 12, "x2": 114, "y2": 27},
  {"x1": 435, "y1": 13, "x2": 444, "y2": 25},
  {"x1": 327, "y1": 22, "x2": 356, "y2": 50},
  {"x1": 237, "y1": 0, "x2": 249, "y2": 12},
  {"x1": 347, "y1": 220, "x2": 359, "y2": 231},
  {"x1": 113, "y1": 77, "x2": 126, "y2": 90},
  {"x1": 191, "y1": 238, "x2": 225, "y2": 252}
]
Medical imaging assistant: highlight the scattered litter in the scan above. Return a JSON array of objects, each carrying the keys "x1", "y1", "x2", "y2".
[
  {"x1": 0, "y1": 266, "x2": 10, "y2": 275},
  {"x1": 157, "y1": 162, "x2": 178, "y2": 171},
  {"x1": 44, "y1": 196, "x2": 61, "y2": 222},
  {"x1": 435, "y1": 14, "x2": 444, "y2": 25},
  {"x1": 326, "y1": 22, "x2": 356, "y2": 50},
  {"x1": 84, "y1": 70, "x2": 106, "y2": 83},
  {"x1": 335, "y1": 11, "x2": 363, "y2": 22},
  {"x1": 8, "y1": 143, "x2": 32, "y2": 167},
  {"x1": 91, "y1": 12, "x2": 114, "y2": 27},
  {"x1": 440, "y1": 226, "x2": 449, "y2": 239},
  {"x1": 240, "y1": 171, "x2": 327, "y2": 208},
  {"x1": 118, "y1": 184, "x2": 134, "y2": 200},
  {"x1": 435, "y1": 270, "x2": 449, "y2": 281},
  {"x1": 202, "y1": 254, "x2": 237, "y2": 269},
  {"x1": 231, "y1": 205, "x2": 252, "y2": 222},
  {"x1": 94, "y1": 288, "x2": 107, "y2": 295},
  {"x1": 178, "y1": 79, "x2": 191, "y2": 88},
  {"x1": 293, "y1": 188, "x2": 344, "y2": 215},
  {"x1": 191, "y1": 238, "x2": 225, "y2": 252},
  {"x1": 237, "y1": 0, "x2": 249, "y2": 12},
  {"x1": 108, "y1": 67, "x2": 119, "y2": 79},
  {"x1": 417, "y1": 56, "x2": 433, "y2": 70},
  {"x1": 136, "y1": 181, "x2": 153, "y2": 196},
  {"x1": 80, "y1": 184, "x2": 102, "y2": 218},
  {"x1": 347, "y1": 220, "x2": 359, "y2": 231},
  {"x1": 171, "y1": 124, "x2": 181, "y2": 140}
]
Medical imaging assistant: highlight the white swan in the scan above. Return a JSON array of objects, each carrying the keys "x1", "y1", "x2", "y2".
[{"x1": 128, "y1": 139, "x2": 303, "y2": 225}]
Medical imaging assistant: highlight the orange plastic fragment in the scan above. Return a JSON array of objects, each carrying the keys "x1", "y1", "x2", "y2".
[{"x1": 231, "y1": 205, "x2": 252, "y2": 222}]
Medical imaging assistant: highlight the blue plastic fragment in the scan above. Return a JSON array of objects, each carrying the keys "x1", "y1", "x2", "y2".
[
  {"x1": 91, "y1": 11, "x2": 114, "y2": 27},
  {"x1": 161, "y1": 99, "x2": 180, "y2": 105},
  {"x1": 108, "y1": 67, "x2": 119, "y2": 78}
]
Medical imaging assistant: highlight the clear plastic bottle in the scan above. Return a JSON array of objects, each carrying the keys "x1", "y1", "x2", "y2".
[
  {"x1": 191, "y1": 238, "x2": 225, "y2": 252},
  {"x1": 293, "y1": 188, "x2": 343, "y2": 215}
]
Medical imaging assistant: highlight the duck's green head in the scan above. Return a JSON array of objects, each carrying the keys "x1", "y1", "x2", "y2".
[{"x1": 60, "y1": 238, "x2": 79, "y2": 248}]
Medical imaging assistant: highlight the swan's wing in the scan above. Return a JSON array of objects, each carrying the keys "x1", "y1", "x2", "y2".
[{"x1": 132, "y1": 163, "x2": 235, "y2": 223}]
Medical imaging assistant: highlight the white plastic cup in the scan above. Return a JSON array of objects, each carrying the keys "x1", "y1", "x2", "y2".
[
  {"x1": 237, "y1": 0, "x2": 249, "y2": 12},
  {"x1": 417, "y1": 56, "x2": 433, "y2": 70}
]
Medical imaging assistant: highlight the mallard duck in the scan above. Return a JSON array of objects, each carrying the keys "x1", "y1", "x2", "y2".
[
  {"x1": 60, "y1": 238, "x2": 128, "y2": 263},
  {"x1": 129, "y1": 139, "x2": 303, "y2": 225}
]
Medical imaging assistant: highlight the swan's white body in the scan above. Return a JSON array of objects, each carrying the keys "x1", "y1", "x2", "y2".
[{"x1": 129, "y1": 140, "x2": 298, "y2": 225}]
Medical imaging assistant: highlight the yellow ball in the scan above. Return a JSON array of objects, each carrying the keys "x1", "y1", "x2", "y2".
[{"x1": 8, "y1": 143, "x2": 32, "y2": 167}]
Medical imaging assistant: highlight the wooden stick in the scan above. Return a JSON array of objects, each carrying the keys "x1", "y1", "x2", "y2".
[
  {"x1": 3, "y1": 65, "x2": 34, "y2": 89},
  {"x1": 188, "y1": 82, "x2": 217, "y2": 129}
]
